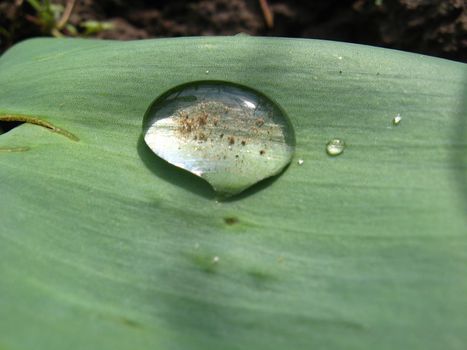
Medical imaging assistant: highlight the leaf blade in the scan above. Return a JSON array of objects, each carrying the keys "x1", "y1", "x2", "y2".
[{"x1": 0, "y1": 37, "x2": 466, "y2": 350}]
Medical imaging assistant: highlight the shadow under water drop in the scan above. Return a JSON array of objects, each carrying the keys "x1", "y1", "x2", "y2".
[
  {"x1": 137, "y1": 134, "x2": 286, "y2": 201},
  {"x1": 220, "y1": 164, "x2": 289, "y2": 203},
  {"x1": 137, "y1": 135, "x2": 215, "y2": 199}
]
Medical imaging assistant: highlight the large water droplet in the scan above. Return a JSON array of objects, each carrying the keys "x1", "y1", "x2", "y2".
[
  {"x1": 326, "y1": 138, "x2": 345, "y2": 156},
  {"x1": 143, "y1": 81, "x2": 295, "y2": 196}
]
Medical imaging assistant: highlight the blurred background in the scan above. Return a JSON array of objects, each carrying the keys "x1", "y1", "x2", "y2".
[{"x1": 0, "y1": 0, "x2": 466, "y2": 62}]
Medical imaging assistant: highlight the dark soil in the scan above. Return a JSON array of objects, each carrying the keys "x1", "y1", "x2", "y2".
[{"x1": 0, "y1": 0, "x2": 466, "y2": 62}]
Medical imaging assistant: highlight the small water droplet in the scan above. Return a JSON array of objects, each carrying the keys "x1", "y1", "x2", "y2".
[
  {"x1": 297, "y1": 159, "x2": 304, "y2": 165},
  {"x1": 393, "y1": 113, "x2": 402, "y2": 126},
  {"x1": 326, "y1": 139, "x2": 345, "y2": 156},
  {"x1": 143, "y1": 81, "x2": 295, "y2": 196},
  {"x1": 205, "y1": 70, "x2": 209, "y2": 75},
  {"x1": 212, "y1": 256, "x2": 220, "y2": 264}
]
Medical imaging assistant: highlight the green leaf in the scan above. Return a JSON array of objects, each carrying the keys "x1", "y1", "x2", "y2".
[{"x1": 0, "y1": 37, "x2": 466, "y2": 350}]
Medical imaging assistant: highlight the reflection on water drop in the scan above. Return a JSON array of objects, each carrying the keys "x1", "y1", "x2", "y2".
[
  {"x1": 326, "y1": 139, "x2": 345, "y2": 156},
  {"x1": 393, "y1": 113, "x2": 402, "y2": 126},
  {"x1": 212, "y1": 256, "x2": 220, "y2": 264},
  {"x1": 297, "y1": 159, "x2": 304, "y2": 165},
  {"x1": 205, "y1": 70, "x2": 209, "y2": 75},
  {"x1": 143, "y1": 81, "x2": 295, "y2": 196}
]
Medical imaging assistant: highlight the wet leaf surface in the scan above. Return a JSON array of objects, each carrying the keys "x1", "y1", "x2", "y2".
[{"x1": 0, "y1": 37, "x2": 466, "y2": 350}]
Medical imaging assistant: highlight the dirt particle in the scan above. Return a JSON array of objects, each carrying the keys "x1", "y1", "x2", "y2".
[
  {"x1": 260, "y1": 150, "x2": 265, "y2": 155},
  {"x1": 119, "y1": 317, "x2": 144, "y2": 329},
  {"x1": 220, "y1": 133, "x2": 224, "y2": 138},
  {"x1": 224, "y1": 217, "x2": 239, "y2": 225},
  {"x1": 241, "y1": 140, "x2": 246, "y2": 146},
  {"x1": 256, "y1": 118, "x2": 265, "y2": 127},
  {"x1": 198, "y1": 113, "x2": 208, "y2": 126},
  {"x1": 247, "y1": 269, "x2": 276, "y2": 286},
  {"x1": 198, "y1": 132, "x2": 207, "y2": 141},
  {"x1": 178, "y1": 113, "x2": 195, "y2": 134},
  {"x1": 228, "y1": 136, "x2": 235, "y2": 145}
]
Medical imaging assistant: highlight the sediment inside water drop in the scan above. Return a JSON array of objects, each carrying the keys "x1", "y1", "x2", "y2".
[{"x1": 143, "y1": 81, "x2": 295, "y2": 196}]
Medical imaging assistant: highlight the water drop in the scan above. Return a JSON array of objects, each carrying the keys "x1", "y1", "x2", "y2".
[
  {"x1": 212, "y1": 256, "x2": 220, "y2": 264},
  {"x1": 326, "y1": 139, "x2": 345, "y2": 156},
  {"x1": 143, "y1": 81, "x2": 295, "y2": 196},
  {"x1": 205, "y1": 70, "x2": 209, "y2": 75},
  {"x1": 297, "y1": 159, "x2": 304, "y2": 165},
  {"x1": 393, "y1": 113, "x2": 402, "y2": 126}
]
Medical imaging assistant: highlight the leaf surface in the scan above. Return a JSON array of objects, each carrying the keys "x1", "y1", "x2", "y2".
[{"x1": 0, "y1": 37, "x2": 466, "y2": 350}]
